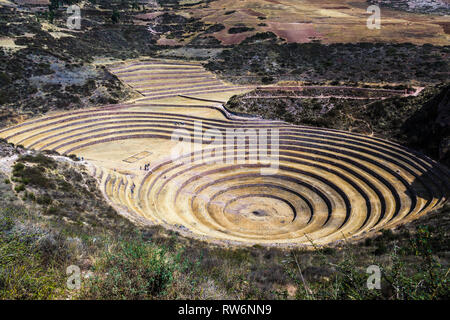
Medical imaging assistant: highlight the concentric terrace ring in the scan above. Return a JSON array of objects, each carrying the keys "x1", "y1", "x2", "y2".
[{"x1": 1, "y1": 103, "x2": 448, "y2": 246}]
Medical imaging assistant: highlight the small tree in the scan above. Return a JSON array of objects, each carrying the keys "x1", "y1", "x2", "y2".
[
  {"x1": 49, "y1": 0, "x2": 59, "y2": 10},
  {"x1": 111, "y1": 9, "x2": 120, "y2": 24},
  {"x1": 132, "y1": 1, "x2": 139, "y2": 11}
]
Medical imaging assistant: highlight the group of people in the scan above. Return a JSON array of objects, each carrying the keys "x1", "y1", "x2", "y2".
[{"x1": 141, "y1": 163, "x2": 151, "y2": 171}]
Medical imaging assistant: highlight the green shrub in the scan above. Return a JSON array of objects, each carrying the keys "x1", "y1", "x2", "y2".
[
  {"x1": 36, "y1": 194, "x2": 53, "y2": 206},
  {"x1": 45, "y1": 206, "x2": 60, "y2": 215},
  {"x1": 261, "y1": 76, "x2": 275, "y2": 84},
  {"x1": 19, "y1": 154, "x2": 57, "y2": 169},
  {"x1": 0, "y1": 72, "x2": 10, "y2": 86},
  {"x1": 374, "y1": 242, "x2": 388, "y2": 255},
  {"x1": 13, "y1": 165, "x2": 54, "y2": 189},
  {"x1": 319, "y1": 247, "x2": 336, "y2": 255},
  {"x1": 14, "y1": 184, "x2": 25, "y2": 193},
  {"x1": 0, "y1": 237, "x2": 63, "y2": 299},
  {"x1": 82, "y1": 240, "x2": 178, "y2": 299},
  {"x1": 0, "y1": 208, "x2": 65, "y2": 299},
  {"x1": 68, "y1": 154, "x2": 79, "y2": 161},
  {"x1": 12, "y1": 162, "x2": 25, "y2": 175},
  {"x1": 26, "y1": 192, "x2": 36, "y2": 201}
]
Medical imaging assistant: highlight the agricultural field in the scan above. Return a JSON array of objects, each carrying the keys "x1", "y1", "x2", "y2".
[
  {"x1": 0, "y1": 0, "x2": 449, "y2": 303},
  {"x1": 1, "y1": 59, "x2": 448, "y2": 248},
  {"x1": 134, "y1": 0, "x2": 450, "y2": 45}
]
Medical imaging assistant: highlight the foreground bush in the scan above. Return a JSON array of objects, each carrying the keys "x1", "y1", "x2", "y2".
[
  {"x1": 0, "y1": 208, "x2": 66, "y2": 299},
  {"x1": 80, "y1": 240, "x2": 179, "y2": 299}
]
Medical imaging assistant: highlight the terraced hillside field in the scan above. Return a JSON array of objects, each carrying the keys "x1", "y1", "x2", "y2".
[
  {"x1": 1, "y1": 59, "x2": 448, "y2": 247},
  {"x1": 109, "y1": 59, "x2": 253, "y2": 104}
]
